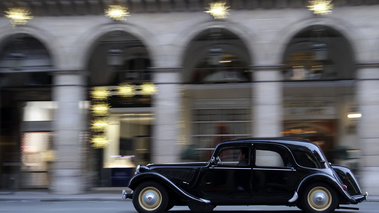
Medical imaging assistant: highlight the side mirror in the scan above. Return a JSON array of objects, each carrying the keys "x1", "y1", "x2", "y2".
[
  {"x1": 210, "y1": 156, "x2": 222, "y2": 164},
  {"x1": 210, "y1": 156, "x2": 217, "y2": 164}
]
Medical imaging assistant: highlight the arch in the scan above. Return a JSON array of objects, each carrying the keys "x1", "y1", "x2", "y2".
[
  {"x1": 0, "y1": 25, "x2": 60, "y2": 69},
  {"x1": 274, "y1": 16, "x2": 360, "y2": 65},
  {"x1": 179, "y1": 20, "x2": 255, "y2": 83},
  {"x1": 72, "y1": 22, "x2": 159, "y2": 71},
  {"x1": 276, "y1": 17, "x2": 360, "y2": 80},
  {"x1": 175, "y1": 19, "x2": 257, "y2": 68}
]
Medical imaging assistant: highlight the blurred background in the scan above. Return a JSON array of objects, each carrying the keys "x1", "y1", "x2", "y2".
[{"x1": 0, "y1": 0, "x2": 378, "y2": 195}]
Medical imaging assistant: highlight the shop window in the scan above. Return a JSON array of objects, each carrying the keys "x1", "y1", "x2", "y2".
[
  {"x1": 23, "y1": 101, "x2": 56, "y2": 121},
  {"x1": 191, "y1": 108, "x2": 251, "y2": 161},
  {"x1": 103, "y1": 113, "x2": 153, "y2": 169},
  {"x1": 20, "y1": 132, "x2": 53, "y2": 188},
  {"x1": 100, "y1": 113, "x2": 152, "y2": 187}
]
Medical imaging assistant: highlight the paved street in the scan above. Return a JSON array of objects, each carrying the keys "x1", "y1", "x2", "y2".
[{"x1": 0, "y1": 200, "x2": 377, "y2": 213}]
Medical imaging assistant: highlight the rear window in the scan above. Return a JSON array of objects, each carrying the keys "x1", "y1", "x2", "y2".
[{"x1": 291, "y1": 146, "x2": 326, "y2": 169}]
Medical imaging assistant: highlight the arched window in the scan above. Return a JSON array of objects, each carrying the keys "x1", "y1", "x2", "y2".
[
  {"x1": 0, "y1": 34, "x2": 53, "y2": 86},
  {"x1": 88, "y1": 31, "x2": 151, "y2": 86},
  {"x1": 183, "y1": 28, "x2": 251, "y2": 83},
  {"x1": 282, "y1": 25, "x2": 354, "y2": 81}
]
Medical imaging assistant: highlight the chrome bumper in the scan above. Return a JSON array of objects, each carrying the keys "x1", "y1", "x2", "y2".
[
  {"x1": 121, "y1": 190, "x2": 133, "y2": 200},
  {"x1": 350, "y1": 192, "x2": 368, "y2": 204}
]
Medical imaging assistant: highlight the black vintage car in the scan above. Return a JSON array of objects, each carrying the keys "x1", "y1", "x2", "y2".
[{"x1": 122, "y1": 138, "x2": 367, "y2": 213}]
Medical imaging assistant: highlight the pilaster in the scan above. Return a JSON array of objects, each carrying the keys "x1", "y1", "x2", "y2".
[
  {"x1": 252, "y1": 67, "x2": 283, "y2": 137},
  {"x1": 50, "y1": 70, "x2": 87, "y2": 194},
  {"x1": 356, "y1": 65, "x2": 379, "y2": 195},
  {"x1": 152, "y1": 68, "x2": 182, "y2": 163}
]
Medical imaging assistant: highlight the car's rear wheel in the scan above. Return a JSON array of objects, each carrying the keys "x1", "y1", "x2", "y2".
[
  {"x1": 133, "y1": 181, "x2": 169, "y2": 213},
  {"x1": 301, "y1": 183, "x2": 338, "y2": 213}
]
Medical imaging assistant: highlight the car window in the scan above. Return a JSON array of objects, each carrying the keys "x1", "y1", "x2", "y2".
[
  {"x1": 217, "y1": 147, "x2": 250, "y2": 167},
  {"x1": 291, "y1": 149, "x2": 325, "y2": 168},
  {"x1": 254, "y1": 144, "x2": 293, "y2": 168},
  {"x1": 256, "y1": 150, "x2": 284, "y2": 167}
]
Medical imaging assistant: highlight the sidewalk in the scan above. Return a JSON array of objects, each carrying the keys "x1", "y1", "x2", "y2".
[
  {"x1": 0, "y1": 187, "x2": 132, "y2": 202},
  {"x1": 0, "y1": 188, "x2": 377, "y2": 202}
]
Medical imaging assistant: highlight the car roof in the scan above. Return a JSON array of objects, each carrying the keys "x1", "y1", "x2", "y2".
[{"x1": 218, "y1": 137, "x2": 317, "y2": 148}]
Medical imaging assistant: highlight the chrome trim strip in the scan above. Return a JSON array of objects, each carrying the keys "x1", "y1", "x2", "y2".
[
  {"x1": 145, "y1": 172, "x2": 211, "y2": 204},
  {"x1": 253, "y1": 168, "x2": 295, "y2": 172},
  {"x1": 288, "y1": 192, "x2": 298, "y2": 203},
  {"x1": 211, "y1": 167, "x2": 251, "y2": 170}
]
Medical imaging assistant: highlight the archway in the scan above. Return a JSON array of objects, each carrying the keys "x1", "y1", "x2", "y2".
[
  {"x1": 282, "y1": 25, "x2": 357, "y2": 165},
  {"x1": 181, "y1": 28, "x2": 252, "y2": 161},
  {"x1": 0, "y1": 33, "x2": 54, "y2": 189},
  {"x1": 86, "y1": 30, "x2": 154, "y2": 186}
]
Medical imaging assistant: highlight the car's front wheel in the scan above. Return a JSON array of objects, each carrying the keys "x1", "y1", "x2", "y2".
[
  {"x1": 301, "y1": 183, "x2": 338, "y2": 213},
  {"x1": 133, "y1": 181, "x2": 169, "y2": 213}
]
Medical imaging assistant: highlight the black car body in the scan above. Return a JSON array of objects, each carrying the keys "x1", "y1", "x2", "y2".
[{"x1": 122, "y1": 138, "x2": 367, "y2": 213}]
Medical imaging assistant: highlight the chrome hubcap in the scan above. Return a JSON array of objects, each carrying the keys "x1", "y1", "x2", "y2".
[
  {"x1": 307, "y1": 186, "x2": 332, "y2": 211},
  {"x1": 312, "y1": 192, "x2": 327, "y2": 206},
  {"x1": 138, "y1": 186, "x2": 162, "y2": 211},
  {"x1": 143, "y1": 192, "x2": 158, "y2": 206}
]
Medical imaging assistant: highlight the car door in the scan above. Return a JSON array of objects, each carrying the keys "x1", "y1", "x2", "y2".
[
  {"x1": 198, "y1": 145, "x2": 253, "y2": 204},
  {"x1": 252, "y1": 143, "x2": 299, "y2": 204}
]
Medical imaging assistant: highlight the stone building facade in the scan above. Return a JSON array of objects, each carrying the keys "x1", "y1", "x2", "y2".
[{"x1": 0, "y1": 0, "x2": 379, "y2": 195}]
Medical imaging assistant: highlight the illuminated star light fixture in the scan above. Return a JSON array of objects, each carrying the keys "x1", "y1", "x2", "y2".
[
  {"x1": 91, "y1": 103, "x2": 110, "y2": 116},
  {"x1": 118, "y1": 83, "x2": 135, "y2": 97},
  {"x1": 91, "y1": 135, "x2": 109, "y2": 149},
  {"x1": 5, "y1": 7, "x2": 33, "y2": 27},
  {"x1": 205, "y1": 2, "x2": 230, "y2": 19},
  {"x1": 141, "y1": 83, "x2": 158, "y2": 96},
  {"x1": 91, "y1": 87, "x2": 110, "y2": 100},
  {"x1": 91, "y1": 118, "x2": 109, "y2": 132},
  {"x1": 105, "y1": 4, "x2": 130, "y2": 21},
  {"x1": 307, "y1": 0, "x2": 333, "y2": 15}
]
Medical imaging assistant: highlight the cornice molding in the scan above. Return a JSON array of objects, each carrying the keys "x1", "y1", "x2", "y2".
[
  {"x1": 1, "y1": 0, "x2": 379, "y2": 16},
  {"x1": 356, "y1": 62, "x2": 379, "y2": 69}
]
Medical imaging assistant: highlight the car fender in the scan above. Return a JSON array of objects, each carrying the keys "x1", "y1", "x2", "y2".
[
  {"x1": 296, "y1": 173, "x2": 356, "y2": 203},
  {"x1": 128, "y1": 172, "x2": 211, "y2": 204}
]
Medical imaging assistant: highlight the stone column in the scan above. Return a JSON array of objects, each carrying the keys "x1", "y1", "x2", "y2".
[
  {"x1": 356, "y1": 65, "x2": 379, "y2": 195},
  {"x1": 51, "y1": 71, "x2": 87, "y2": 194},
  {"x1": 152, "y1": 69, "x2": 181, "y2": 163},
  {"x1": 253, "y1": 68, "x2": 283, "y2": 137}
]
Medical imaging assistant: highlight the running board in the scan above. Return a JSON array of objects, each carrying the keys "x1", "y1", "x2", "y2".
[{"x1": 338, "y1": 206, "x2": 359, "y2": 210}]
